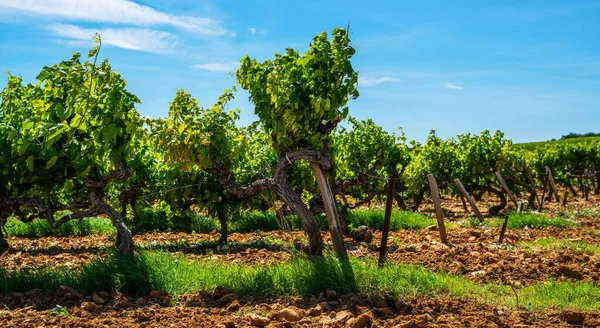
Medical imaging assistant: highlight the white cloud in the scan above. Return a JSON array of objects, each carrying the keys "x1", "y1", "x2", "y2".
[
  {"x1": 0, "y1": 0, "x2": 233, "y2": 36},
  {"x1": 48, "y1": 23, "x2": 182, "y2": 54},
  {"x1": 192, "y1": 62, "x2": 239, "y2": 73},
  {"x1": 441, "y1": 82, "x2": 463, "y2": 90},
  {"x1": 248, "y1": 27, "x2": 257, "y2": 34},
  {"x1": 360, "y1": 76, "x2": 402, "y2": 87}
]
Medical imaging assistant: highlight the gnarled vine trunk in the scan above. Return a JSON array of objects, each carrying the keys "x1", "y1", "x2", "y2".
[
  {"x1": 270, "y1": 183, "x2": 323, "y2": 254},
  {"x1": 216, "y1": 206, "x2": 228, "y2": 244},
  {"x1": 49, "y1": 165, "x2": 135, "y2": 254},
  {"x1": 471, "y1": 185, "x2": 507, "y2": 216}
]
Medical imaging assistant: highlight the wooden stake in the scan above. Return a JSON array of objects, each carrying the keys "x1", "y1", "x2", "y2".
[
  {"x1": 427, "y1": 174, "x2": 448, "y2": 244},
  {"x1": 454, "y1": 179, "x2": 484, "y2": 222},
  {"x1": 310, "y1": 163, "x2": 347, "y2": 258},
  {"x1": 379, "y1": 177, "x2": 396, "y2": 267},
  {"x1": 539, "y1": 173, "x2": 549, "y2": 211},
  {"x1": 499, "y1": 216, "x2": 509, "y2": 244},
  {"x1": 495, "y1": 172, "x2": 518, "y2": 207},
  {"x1": 584, "y1": 169, "x2": 590, "y2": 201},
  {"x1": 527, "y1": 169, "x2": 541, "y2": 210},
  {"x1": 561, "y1": 188, "x2": 568, "y2": 207},
  {"x1": 459, "y1": 193, "x2": 469, "y2": 212},
  {"x1": 545, "y1": 166, "x2": 560, "y2": 202}
]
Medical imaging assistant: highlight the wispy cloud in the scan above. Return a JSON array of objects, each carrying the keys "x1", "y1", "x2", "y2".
[
  {"x1": 48, "y1": 23, "x2": 182, "y2": 54},
  {"x1": 441, "y1": 82, "x2": 463, "y2": 90},
  {"x1": 248, "y1": 27, "x2": 257, "y2": 34},
  {"x1": 192, "y1": 62, "x2": 239, "y2": 73},
  {"x1": 360, "y1": 76, "x2": 402, "y2": 87},
  {"x1": 0, "y1": 0, "x2": 233, "y2": 36}
]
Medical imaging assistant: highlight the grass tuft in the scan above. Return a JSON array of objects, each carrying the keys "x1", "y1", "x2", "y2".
[
  {"x1": 4, "y1": 217, "x2": 115, "y2": 237},
  {"x1": 520, "y1": 237, "x2": 600, "y2": 254},
  {"x1": 347, "y1": 209, "x2": 435, "y2": 230},
  {"x1": 505, "y1": 213, "x2": 576, "y2": 229},
  {"x1": 2, "y1": 251, "x2": 598, "y2": 311}
]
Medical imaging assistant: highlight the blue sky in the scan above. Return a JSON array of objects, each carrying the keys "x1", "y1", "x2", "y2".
[{"x1": 0, "y1": 0, "x2": 598, "y2": 143}]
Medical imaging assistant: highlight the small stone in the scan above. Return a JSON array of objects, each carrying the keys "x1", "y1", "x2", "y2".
[
  {"x1": 353, "y1": 226, "x2": 374, "y2": 243},
  {"x1": 57, "y1": 285, "x2": 83, "y2": 299},
  {"x1": 307, "y1": 307, "x2": 322, "y2": 316},
  {"x1": 219, "y1": 293, "x2": 238, "y2": 304},
  {"x1": 325, "y1": 289, "x2": 337, "y2": 301},
  {"x1": 227, "y1": 300, "x2": 241, "y2": 312},
  {"x1": 276, "y1": 308, "x2": 301, "y2": 322},
  {"x1": 25, "y1": 289, "x2": 41, "y2": 297},
  {"x1": 221, "y1": 244, "x2": 230, "y2": 252},
  {"x1": 394, "y1": 321, "x2": 416, "y2": 328},
  {"x1": 92, "y1": 293, "x2": 106, "y2": 304},
  {"x1": 346, "y1": 313, "x2": 371, "y2": 328},
  {"x1": 470, "y1": 270, "x2": 487, "y2": 277},
  {"x1": 213, "y1": 286, "x2": 232, "y2": 299},
  {"x1": 559, "y1": 265, "x2": 583, "y2": 280},
  {"x1": 335, "y1": 310, "x2": 353, "y2": 323},
  {"x1": 414, "y1": 314, "x2": 430, "y2": 328},
  {"x1": 149, "y1": 290, "x2": 162, "y2": 299},
  {"x1": 559, "y1": 310, "x2": 585, "y2": 324},
  {"x1": 247, "y1": 314, "x2": 270, "y2": 327},
  {"x1": 81, "y1": 301, "x2": 97, "y2": 312},
  {"x1": 368, "y1": 294, "x2": 388, "y2": 308}
]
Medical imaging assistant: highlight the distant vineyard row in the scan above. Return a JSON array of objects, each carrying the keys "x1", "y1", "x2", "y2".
[{"x1": 1, "y1": 31, "x2": 598, "y2": 257}]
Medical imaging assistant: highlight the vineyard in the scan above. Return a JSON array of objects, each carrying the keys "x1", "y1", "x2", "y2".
[{"x1": 1, "y1": 31, "x2": 600, "y2": 327}]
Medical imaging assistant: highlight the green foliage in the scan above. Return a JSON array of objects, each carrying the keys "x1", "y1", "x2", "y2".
[
  {"x1": 50, "y1": 305, "x2": 70, "y2": 317},
  {"x1": 146, "y1": 89, "x2": 238, "y2": 172},
  {"x1": 1, "y1": 38, "x2": 141, "y2": 199},
  {"x1": 237, "y1": 28, "x2": 359, "y2": 153},
  {"x1": 404, "y1": 130, "x2": 527, "y2": 195},
  {"x1": 527, "y1": 141, "x2": 600, "y2": 184},
  {"x1": 331, "y1": 118, "x2": 410, "y2": 201},
  {"x1": 0, "y1": 36, "x2": 142, "y2": 246},
  {"x1": 135, "y1": 208, "x2": 172, "y2": 232}
]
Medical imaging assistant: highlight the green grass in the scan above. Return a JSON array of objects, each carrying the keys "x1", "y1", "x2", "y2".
[
  {"x1": 1, "y1": 251, "x2": 599, "y2": 311},
  {"x1": 503, "y1": 213, "x2": 576, "y2": 229},
  {"x1": 347, "y1": 209, "x2": 435, "y2": 230},
  {"x1": 4, "y1": 217, "x2": 116, "y2": 237},
  {"x1": 520, "y1": 237, "x2": 600, "y2": 254}
]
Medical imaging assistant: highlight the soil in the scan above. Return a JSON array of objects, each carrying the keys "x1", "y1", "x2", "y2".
[{"x1": 1, "y1": 289, "x2": 598, "y2": 327}]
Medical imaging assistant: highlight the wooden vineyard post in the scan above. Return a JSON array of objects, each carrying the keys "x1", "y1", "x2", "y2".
[
  {"x1": 495, "y1": 172, "x2": 518, "y2": 208},
  {"x1": 494, "y1": 172, "x2": 515, "y2": 244},
  {"x1": 459, "y1": 194, "x2": 469, "y2": 212},
  {"x1": 561, "y1": 189, "x2": 568, "y2": 207},
  {"x1": 539, "y1": 173, "x2": 550, "y2": 211},
  {"x1": 379, "y1": 177, "x2": 396, "y2": 267},
  {"x1": 584, "y1": 169, "x2": 590, "y2": 201},
  {"x1": 454, "y1": 179, "x2": 484, "y2": 222},
  {"x1": 427, "y1": 174, "x2": 448, "y2": 244},
  {"x1": 498, "y1": 216, "x2": 509, "y2": 244},
  {"x1": 310, "y1": 163, "x2": 347, "y2": 258},
  {"x1": 527, "y1": 169, "x2": 541, "y2": 210},
  {"x1": 545, "y1": 166, "x2": 561, "y2": 202}
]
